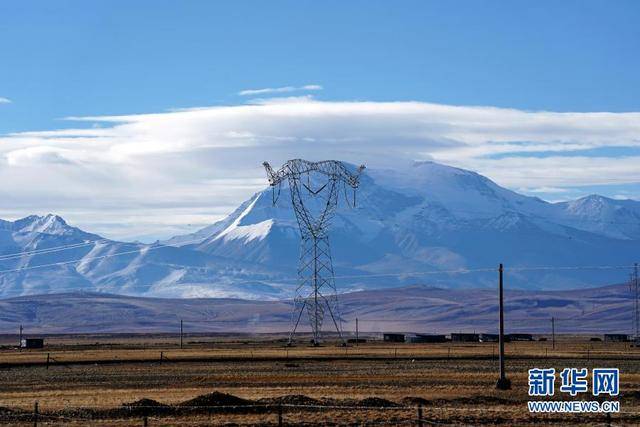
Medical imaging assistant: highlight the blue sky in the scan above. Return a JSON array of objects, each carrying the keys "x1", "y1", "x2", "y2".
[
  {"x1": 2, "y1": 1, "x2": 639, "y2": 133},
  {"x1": 0, "y1": 1, "x2": 639, "y2": 240}
]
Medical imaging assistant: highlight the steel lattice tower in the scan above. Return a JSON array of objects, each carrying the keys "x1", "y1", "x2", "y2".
[{"x1": 263, "y1": 159, "x2": 365, "y2": 346}]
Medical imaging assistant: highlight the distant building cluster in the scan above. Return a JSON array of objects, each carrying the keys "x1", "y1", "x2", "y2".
[
  {"x1": 383, "y1": 332, "x2": 533, "y2": 343},
  {"x1": 604, "y1": 334, "x2": 629, "y2": 342},
  {"x1": 380, "y1": 332, "x2": 633, "y2": 343}
]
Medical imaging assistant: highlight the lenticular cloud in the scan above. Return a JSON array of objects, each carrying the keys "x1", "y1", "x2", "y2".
[{"x1": 0, "y1": 98, "x2": 639, "y2": 239}]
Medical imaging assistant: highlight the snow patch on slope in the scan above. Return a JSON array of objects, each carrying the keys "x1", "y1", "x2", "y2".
[{"x1": 214, "y1": 193, "x2": 273, "y2": 243}]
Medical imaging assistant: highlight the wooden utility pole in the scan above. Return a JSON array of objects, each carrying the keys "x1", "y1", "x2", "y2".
[
  {"x1": 496, "y1": 263, "x2": 511, "y2": 390},
  {"x1": 180, "y1": 319, "x2": 183, "y2": 349},
  {"x1": 551, "y1": 317, "x2": 555, "y2": 350},
  {"x1": 633, "y1": 263, "x2": 639, "y2": 345},
  {"x1": 19, "y1": 324, "x2": 23, "y2": 348},
  {"x1": 355, "y1": 317, "x2": 359, "y2": 346}
]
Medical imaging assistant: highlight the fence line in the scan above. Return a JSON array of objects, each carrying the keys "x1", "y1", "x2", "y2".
[
  {"x1": 114, "y1": 403, "x2": 640, "y2": 412},
  {"x1": 11, "y1": 402, "x2": 640, "y2": 412}
]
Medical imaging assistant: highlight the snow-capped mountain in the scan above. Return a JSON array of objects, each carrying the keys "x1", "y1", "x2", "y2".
[
  {"x1": 554, "y1": 195, "x2": 640, "y2": 240},
  {"x1": 0, "y1": 161, "x2": 639, "y2": 299},
  {"x1": 0, "y1": 215, "x2": 289, "y2": 299},
  {"x1": 171, "y1": 161, "x2": 640, "y2": 292}
]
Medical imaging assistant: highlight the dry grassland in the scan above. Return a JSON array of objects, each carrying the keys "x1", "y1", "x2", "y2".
[{"x1": 0, "y1": 336, "x2": 639, "y2": 425}]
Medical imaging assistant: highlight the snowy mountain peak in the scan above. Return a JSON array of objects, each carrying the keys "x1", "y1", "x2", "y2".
[
  {"x1": 412, "y1": 160, "x2": 480, "y2": 178},
  {"x1": 563, "y1": 194, "x2": 638, "y2": 216},
  {"x1": 568, "y1": 194, "x2": 611, "y2": 208},
  {"x1": 10, "y1": 214, "x2": 101, "y2": 240},
  {"x1": 560, "y1": 194, "x2": 640, "y2": 221},
  {"x1": 555, "y1": 194, "x2": 640, "y2": 239},
  {"x1": 14, "y1": 214, "x2": 68, "y2": 233}
]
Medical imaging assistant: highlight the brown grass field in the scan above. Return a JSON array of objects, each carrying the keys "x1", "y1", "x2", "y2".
[{"x1": 1, "y1": 334, "x2": 639, "y2": 425}]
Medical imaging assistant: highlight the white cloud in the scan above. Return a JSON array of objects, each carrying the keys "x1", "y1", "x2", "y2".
[
  {"x1": 246, "y1": 95, "x2": 317, "y2": 105},
  {"x1": 238, "y1": 84, "x2": 323, "y2": 96},
  {"x1": 519, "y1": 187, "x2": 569, "y2": 194},
  {"x1": 5, "y1": 146, "x2": 76, "y2": 166},
  {"x1": 0, "y1": 98, "x2": 639, "y2": 240},
  {"x1": 0, "y1": 97, "x2": 12, "y2": 104}
]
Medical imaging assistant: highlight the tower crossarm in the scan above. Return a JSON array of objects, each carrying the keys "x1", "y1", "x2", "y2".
[
  {"x1": 262, "y1": 161, "x2": 289, "y2": 187},
  {"x1": 263, "y1": 159, "x2": 365, "y2": 188}
]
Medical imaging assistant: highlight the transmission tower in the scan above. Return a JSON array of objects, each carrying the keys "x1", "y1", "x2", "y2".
[
  {"x1": 263, "y1": 159, "x2": 365, "y2": 346},
  {"x1": 631, "y1": 263, "x2": 639, "y2": 345}
]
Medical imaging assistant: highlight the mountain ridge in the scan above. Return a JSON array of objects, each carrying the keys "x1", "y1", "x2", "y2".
[
  {"x1": 0, "y1": 282, "x2": 632, "y2": 334},
  {"x1": 0, "y1": 160, "x2": 639, "y2": 299}
]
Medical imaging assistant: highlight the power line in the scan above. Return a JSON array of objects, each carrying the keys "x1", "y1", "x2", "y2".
[
  {"x1": 0, "y1": 256, "x2": 637, "y2": 284},
  {"x1": 508, "y1": 264, "x2": 635, "y2": 272},
  {"x1": 0, "y1": 236, "x2": 210, "y2": 274},
  {"x1": 0, "y1": 204, "x2": 638, "y2": 262},
  {"x1": 0, "y1": 239, "x2": 110, "y2": 261},
  {"x1": 1, "y1": 264, "x2": 638, "y2": 300}
]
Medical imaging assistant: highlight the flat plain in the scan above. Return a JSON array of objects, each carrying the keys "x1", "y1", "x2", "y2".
[{"x1": 0, "y1": 334, "x2": 639, "y2": 425}]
